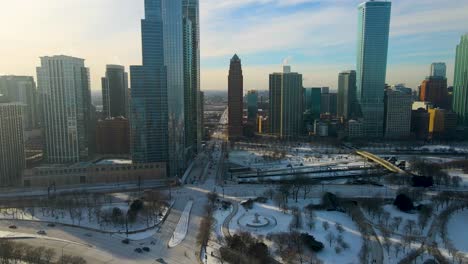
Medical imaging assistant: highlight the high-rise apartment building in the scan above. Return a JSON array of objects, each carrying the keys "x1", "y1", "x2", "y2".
[
  {"x1": 0, "y1": 97, "x2": 25, "y2": 186},
  {"x1": 228, "y1": 54, "x2": 243, "y2": 140},
  {"x1": 304, "y1": 87, "x2": 321, "y2": 120},
  {"x1": 37, "y1": 55, "x2": 92, "y2": 164},
  {"x1": 0, "y1": 76, "x2": 38, "y2": 130},
  {"x1": 101, "y1": 65, "x2": 129, "y2": 118},
  {"x1": 130, "y1": 0, "x2": 185, "y2": 177},
  {"x1": 384, "y1": 89, "x2": 412, "y2": 138},
  {"x1": 453, "y1": 34, "x2": 468, "y2": 125},
  {"x1": 337, "y1": 70, "x2": 357, "y2": 119},
  {"x1": 356, "y1": 1, "x2": 391, "y2": 137},
  {"x1": 183, "y1": 0, "x2": 201, "y2": 154},
  {"x1": 247, "y1": 90, "x2": 258, "y2": 124},
  {"x1": 419, "y1": 76, "x2": 449, "y2": 109},
  {"x1": 320, "y1": 89, "x2": 337, "y2": 115},
  {"x1": 269, "y1": 66, "x2": 303, "y2": 139},
  {"x1": 430, "y1": 62, "x2": 447, "y2": 78}
]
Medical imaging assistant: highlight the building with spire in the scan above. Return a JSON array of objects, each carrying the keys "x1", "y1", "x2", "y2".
[{"x1": 228, "y1": 54, "x2": 243, "y2": 140}]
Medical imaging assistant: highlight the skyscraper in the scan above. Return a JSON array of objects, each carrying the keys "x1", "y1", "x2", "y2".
[
  {"x1": 269, "y1": 66, "x2": 303, "y2": 139},
  {"x1": 356, "y1": 1, "x2": 391, "y2": 137},
  {"x1": 337, "y1": 70, "x2": 357, "y2": 119},
  {"x1": 247, "y1": 90, "x2": 258, "y2": 124},
  {"x1": 384, "y1": 89, "x2": 412, "y2": 139},
  {"x1": 36, "y1": 55, "x2": 92, "y2": 164},
  {"x1": 182, "y1": 0, "x2": 201, "y2": 154},
  {"x1": 304, "y1": 87, "x2": 321, "y2": 119},
  {"x1": 0, "y1": 96, "x2": 25, "y2": 186},
  {"x1": 101, "y1": 65, "x2": 129, "y2": 118},
  {"x1": 0, "y1": 76, "x2": 38, "y2": 130},
  {"x1": 228, "y1": 54, "x2": 243, "y2": 140},
  {"x1": 430, "y1": 62, "x2": 447, "y2": 78},
  {"x1": 320, "y1": 88, "x2": 337, "y2": 115},
  {"x1": 130, "y1": 0, "x2": 185, "y2": 177},
  {"x1": 453, "y1": 34, "x2": 468, "y2": 125}
]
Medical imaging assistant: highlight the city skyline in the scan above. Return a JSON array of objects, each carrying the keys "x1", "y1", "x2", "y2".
[{"x1": 0, "y1": 0, "x2": 467, "y2": 92}]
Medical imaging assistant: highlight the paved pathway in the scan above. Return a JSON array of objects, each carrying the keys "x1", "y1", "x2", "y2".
[{"x1": 168, "y1": 200, "x2": 194, "y2": 248}]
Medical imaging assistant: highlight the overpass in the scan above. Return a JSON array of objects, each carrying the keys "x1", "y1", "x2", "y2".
[{"x1": 355, "y1": 150, "x2": 405, "y2": 174}]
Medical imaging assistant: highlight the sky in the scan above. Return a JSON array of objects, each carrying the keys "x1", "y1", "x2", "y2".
[{"x1": 0, "y1": 0, "x2": 467, "y2": 92}]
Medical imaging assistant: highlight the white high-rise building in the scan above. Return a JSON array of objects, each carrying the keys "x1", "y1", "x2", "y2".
[
  {"x1": 37, "y1": 55, "x2": 92, "y2": 164},
  {"x1": 0, "y1": 97, "x2": 25, "y2": 186},
  {"x1": 430, "y1": 62, "x2": 447, "y2": 78}
]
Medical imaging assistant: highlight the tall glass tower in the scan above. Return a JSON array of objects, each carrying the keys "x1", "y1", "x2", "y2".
[
  {"x1": 453, "y1": 34, "x2": 468, "y2": 126},
  {"x1": 356, "y1": 1, "x2": 391, "y2": 137},
  {"x1": 130, "y1": 0, "x2": 185, "y2": 177}
]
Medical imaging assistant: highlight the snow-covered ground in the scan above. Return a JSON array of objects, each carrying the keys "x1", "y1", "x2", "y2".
[
  {"x1": 446, "y1": 169, "x2": 468, "y2": 187},
  {"x1": 229, "y1": 149, "x2": 365, "y2": 171},
  {"x1": 0, "y1": 202, "x2": 170, "y2": 238},
  {"x1": 205, "y1": 206, "x2": 233, "y2": 264},
  {"x1": 168, "y1": 200, "x2": 193, "y2": 247},
  {"x1": 227, "y1": 200, "x2": 363, "y2": 264},
  {"x1": 447, "y1": 209, "x2": 468, "y2": 255}
]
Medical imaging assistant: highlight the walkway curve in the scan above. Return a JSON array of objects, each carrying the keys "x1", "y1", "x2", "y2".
[
  {"x1": 222, "y1": 202, "x2": 238, "y2": 238},
  {"x1": 168, "y1": 200, "x2": 193, "y2": 248}
]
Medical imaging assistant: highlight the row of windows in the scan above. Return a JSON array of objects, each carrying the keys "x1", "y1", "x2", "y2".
[{"x1": 35, "y1": 164, "x2": 161, "y2": 176}]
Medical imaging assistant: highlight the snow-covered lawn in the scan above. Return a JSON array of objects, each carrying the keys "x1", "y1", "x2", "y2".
[
  {"x1": 0, "y1": 202, "x2": 170, "y2": 236},
  {"x1": 447, "y1": 209, "x2": 468, "y2": 255},
  {"x1": 168, "y1": 200, "x2": 193, "y2": 248},
  {"x1": 446, "y1": 169, "x2": 468, "y2": 187},
  {"x1": 228, "y1": 201, "x2": 363, "y2": 264}
]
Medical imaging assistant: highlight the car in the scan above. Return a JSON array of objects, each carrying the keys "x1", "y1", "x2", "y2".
[
  {"x1": 122, "y1": 239, "x2": 130, "y2": 244},
  {"x1": 8, "y1": 225, "x2": 17, "y2": 229},
  {"x1": 150, "y1": 241, "x2": 156, "y2": 245},
  {"x1": 142, "y1": 247, "x2": 150, "y2": 252},
  {"x1": 47, "y1": 223, "x2": 56, "y2": 227},
  {"x1": 134, "y1": 248, "x2": 143, "y2": 253},
  {"x1": 37, "y1": 230, "x2": 47, "y2": 235}
]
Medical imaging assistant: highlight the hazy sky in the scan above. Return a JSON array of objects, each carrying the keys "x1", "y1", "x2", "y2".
[{"x1": 0, "y1": 0, "x2": 467, "y2": 92}]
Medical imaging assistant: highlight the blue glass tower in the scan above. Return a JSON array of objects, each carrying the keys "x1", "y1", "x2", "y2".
[
  {"x1": 356, "y1": 1, "x2": 391, "y2": 137},
  {"x1": 130, "y1": 0, "x2": 185, "y2": 177}
]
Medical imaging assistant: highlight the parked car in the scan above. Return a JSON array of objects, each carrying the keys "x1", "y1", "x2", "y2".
[
  {"x1": 122, "y1": 239, "x2": 130, "y2": 244},
  {"x1": 142, "y1": 247, "x2": 150, "y2": 252},
  {"x1": 47, "y1": 223, "x2": 56, "y2": 227},
  {"x1": 8, "y1": 225, "x2": 17, "y2": 229},
  {"x1": 37, "y1": 230, "x2": 47, "y2": 235},
  {"x1": 134, "y1": 248, "x2": 143, "y2": 253}
]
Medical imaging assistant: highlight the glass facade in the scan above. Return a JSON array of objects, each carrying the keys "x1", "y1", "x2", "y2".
[
  {"x1": 453, "y1": 34, "x2": 468, "y2": 125},
  {"x1": 101, "y1": 65, "x2": 128, "y2": 118},
  {"x1": 356, "y1": 1, "x2": 391, "y2": 137},
  {"x1": 131, "y1": 0, "x2": 185, "y2": 177},
  {"x1": 337, "y1": 70, "x2": 357, "y2": 119},
  {"x1": 247, "y1": 90, "x2": 258, "y2": 123}
]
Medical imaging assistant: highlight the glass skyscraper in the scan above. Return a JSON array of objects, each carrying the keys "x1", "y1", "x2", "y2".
[
  {"x1": 453, "y1": 34, "x2": 468, "y2": 126},
  {"x1": 356, "y1": 1, "x2": 391, "y2": 137},
  {"x1": 338, "y1": 70, "x2": 357, "y2": 120},
  {"x1": 101, "y1": 65, "x2": 129, "y2": 119},
  {"x1": 130, "y1": 0, "x2": 185, "y2": 177}
]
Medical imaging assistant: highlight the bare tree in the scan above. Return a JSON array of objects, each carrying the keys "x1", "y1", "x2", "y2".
[{"x1": 325, "y1": 232, "x2": 335, "y2": 247}]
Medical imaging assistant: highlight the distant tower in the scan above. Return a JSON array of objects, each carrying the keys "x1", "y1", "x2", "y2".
[
  {"x1": 247, "y1": 90, "x2": 258, "y2": 124},
  {"x1": 0, "y1": 96, "x2": 25, "y2": 186},
  {"x1": 356, "y1": 1, "x2": 391, "y2": 137},
  {"x1": 453, "y1": 34, "x2": 468, "y2": 125},
  {"x1": 430, "y1": 62, "x2": 446, "y2": 78},
  {"x1": 228, "y1": 54, "x2": 243, "y2": 140},
  {"x1": 384, "y1": 89, "x2": 412, "y2": 139},
  {"x1": 101, "y1": 65, "x2": 129, "y2": 118},
  {"x1": 338, "y1": 70, "x2": 357, "y2": 119},
  {"x1": 36, "y1": 55, "x2": 92, "y2": 164},
  {"x1": 269, "y1": 66, "x2": 303, "y2": 139}
]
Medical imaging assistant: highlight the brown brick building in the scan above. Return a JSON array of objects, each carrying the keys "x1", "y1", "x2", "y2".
[
  {"x1": 228, "y1": 54, "x2": 243, "y2": 140},
  {"x1": 419, "y1": 76, "x2": 449, "y2": 109},
  {"x1": 96, "y1": 117, "x2": 130, "y2": 155}
]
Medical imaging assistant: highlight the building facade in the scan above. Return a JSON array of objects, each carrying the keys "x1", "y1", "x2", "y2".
[
  {"x1": 411, "y1": 108, "x2": 430, "y2": 140},
  {"x1": 228, "y1": 54, "x2": 243, "y2": 140},
  {"x1": 304, "y1": 87, "x2": 321, "y2": 120},
  {"x1": 321, "y1": 89, "x2": 337, "y2": 115},
  {"x1": 269, "y1": 66, "x2": 303, "y2": 139},
  {"x1": 453, "y1": 34, "x2": 468, "y2": 125},
  {"x1": 337, "y1": 70, "x2": 357, "y2": 119},
  {"x1": 36, "y1": 55, "x2": 92, "y2": 164},
  {"x1": 0, "y1": 76, "x2": 38, "y2": 130},
  {"x1": 384, "y1": 89, "x2": 412, "y2": 139},
  {"x1": 101, "y1": 65, "x2": 129, "y2": 118},
  {"x1": 96, "y1": 117, "x2": 130, "y2": 155},
  {"x1": 182, "y1": 0, "x2": 202, "y2": 154},
  {"x1": 356, "y1": 1, "x2": 391, "y2": 137},
  {"x1": 0, "y1": 99, "x2": 25, "y2": 186},
  {"x1": 247, "y1": 90, "x2": 258, "y2": 124},
  {"x1": 430, "y1": 62, "x2": 447, "y2": 78},
  {"x1": 130, "y1": 0, "x2": 186, "y2": 177},
  {"x1": 419, "y1": 76, "x2": 449, "y2": 109}
]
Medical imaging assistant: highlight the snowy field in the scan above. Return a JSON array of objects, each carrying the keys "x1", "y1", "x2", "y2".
[
  {"x1": 229, "y1": 149, "x2": 365, "y2": 171},
  {"x1": 447, "y1": 169, "x2": 468, "y2": 187},
  {"x1": 447, "y1": 209, "x2": 468, "y2": 255},
  {"x1": 0, "y1": 202, "x2": 170, "y2": 239},
  {"x1": 227, "y1": 200, "x2": 363, "y2": 264}
]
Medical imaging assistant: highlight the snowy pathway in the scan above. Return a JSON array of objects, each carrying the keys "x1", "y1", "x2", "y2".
[{"x1": 168, "y1": 200, "x2": 193, "y2": 248}]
